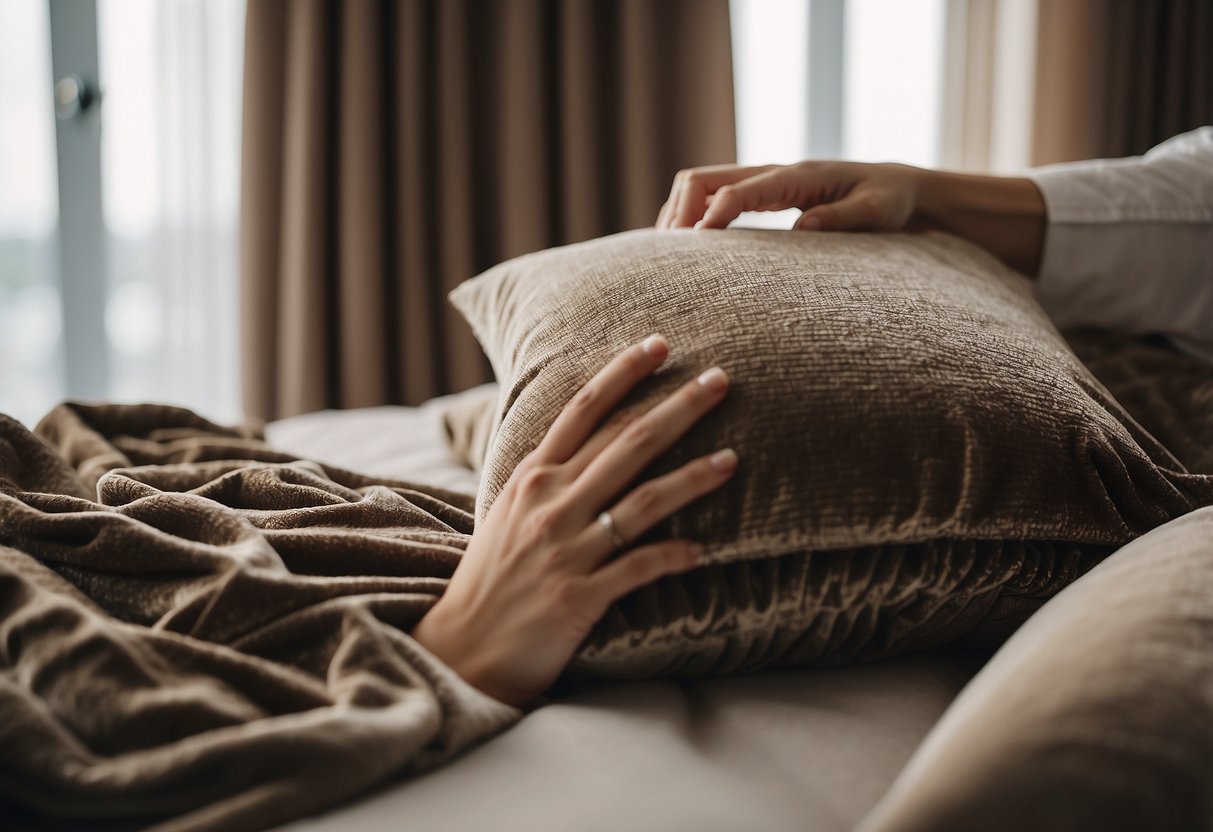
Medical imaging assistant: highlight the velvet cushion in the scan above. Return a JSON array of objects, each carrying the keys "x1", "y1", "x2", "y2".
[
  {"x1": 448, "y1": 228, "x2": 1213, "y2": 677},
  {"x1": 856, "y1": 505, "x2": 1213, "y2": 832}
]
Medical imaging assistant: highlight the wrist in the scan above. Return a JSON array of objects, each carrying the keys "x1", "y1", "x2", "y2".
[
  {"x1": 913, "y1": 170, "x2": 1045, "y2": 228},
  {"x1": 411, "y1": 602, "x2": 481, "y2": 688},
  {"x1": 909, "y1": 166, "x2": 955, "y2": 232},
  {"x1": 906, "y1": 169, "x2": 1047, "y2": 276},
  {"x1": 411, "y1": 601, "x2": 524, "y2": 707}
]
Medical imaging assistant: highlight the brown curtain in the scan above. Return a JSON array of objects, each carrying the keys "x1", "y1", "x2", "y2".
[
  {"x1": 1032, "y1": 0, "x2": 1212, "y2": 165},
  {"x1": 240, "y1": 0, "x2": 736, "y2": 421}
]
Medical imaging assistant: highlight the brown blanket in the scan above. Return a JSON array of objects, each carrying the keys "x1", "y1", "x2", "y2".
[
  {"x1": 0, "y1": 403, "x2": 519, "y2": 832},
  {"x1": 2, "y1": 330, "x2": 1210, "y2": 831}
]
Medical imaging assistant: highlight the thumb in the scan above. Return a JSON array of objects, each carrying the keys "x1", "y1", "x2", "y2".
[{"x1": 794, "y1": 192, "x2": 884, "y2": 232}]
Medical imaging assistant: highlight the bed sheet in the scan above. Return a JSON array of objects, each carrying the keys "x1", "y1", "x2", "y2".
[
  {"x1": 278, "y1": 651, "x2": 983, "y2": 832},
  {"x1": 264, "y1": 385, "x2": 494, "y2": 495},
  {"x1": 265, "y1": 393, "x2": 985, "y2": 832}
]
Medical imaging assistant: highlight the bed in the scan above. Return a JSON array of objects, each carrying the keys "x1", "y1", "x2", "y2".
[
  {"x1": 4, "y1": 225, "x2": 1211, "y2": 830},
  {"x1": 264, "y1": 389, "x2": 988, "y2": 832},
  {"x1": 260, "y1": 318, "x2": 1213, "y2": 832},
  {"x1": 259, "y1": 356, "x2": 1213, "y2": 832},
  {"x1": 2, "y1": 329, "x2": 1211, "y2": 832}
]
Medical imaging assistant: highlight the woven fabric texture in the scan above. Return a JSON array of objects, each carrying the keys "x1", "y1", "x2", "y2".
[
  {"x1": 0, "y1": 404, "x2": 520, "y2": 830},
  {"x1": 450, "y1": 228, "x2": 1213, "y2": 676}
]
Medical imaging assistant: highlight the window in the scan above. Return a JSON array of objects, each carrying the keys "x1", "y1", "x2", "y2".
[
  {"x1": 731, "y1": 0, "x2": 949, "y2": 227},
  {"x1": 0, "y1": 1, "x2": 63, "y2": 427},
  {"x1": 0, "y1": 0, "x2": 244, "y2": 428},
  {"x1": 99, "y1": 0, "x2": 245, "y2": 421},
  {"x1": 843, "y1": 0, "x2": 945, "y2": 168}
]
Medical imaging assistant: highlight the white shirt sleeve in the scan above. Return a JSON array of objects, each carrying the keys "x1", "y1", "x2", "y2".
[{"x1": 1026, "y1": 126, "x2": 1213, "y2": 361}]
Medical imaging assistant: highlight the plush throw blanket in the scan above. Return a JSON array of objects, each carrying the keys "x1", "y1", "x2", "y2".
[
  {"x1": 0, "y1": 403, "x2": 520, "y2": 832},
  {"x1": 2, "y1": 329, "x2": 1210, "y2": 831}
]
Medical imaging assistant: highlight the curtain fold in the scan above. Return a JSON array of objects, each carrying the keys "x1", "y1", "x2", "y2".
[
  {"x1": 1029, "y1": 0, "x2": 1103, "y2": 166},
  {"x1": 939, "y1": 0, "x2": 1040, "y2": 174},
  {"x1": 1099, "y1": 0, "x2": 1211, "y2": 158},
  {"x1": 240, "y1": 0, "x2": 736, "y2": 420},
  {"x1": 1031, "y1": 0, "x2": 1213, "y2": 165}
]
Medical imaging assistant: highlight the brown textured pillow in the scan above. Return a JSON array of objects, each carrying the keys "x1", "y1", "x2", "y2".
[
  {"x1": 440, "y1": 384, "x2": 499, "y2": 474},
  {"x1": 856, "y1": 505, "x2": 1213, "y2": 832},
  {"x1": 449, "y1": 228, "x2": 1213, "y2": 678}
]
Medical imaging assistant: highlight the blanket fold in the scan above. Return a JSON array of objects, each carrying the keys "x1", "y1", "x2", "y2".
[{"x1": 0, "y1": 404, "x2": 519, "y2": 832}]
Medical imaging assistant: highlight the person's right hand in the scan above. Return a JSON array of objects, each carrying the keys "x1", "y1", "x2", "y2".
[{"x1": 655, "y1": 161, "x2": 925, "y2": 233}]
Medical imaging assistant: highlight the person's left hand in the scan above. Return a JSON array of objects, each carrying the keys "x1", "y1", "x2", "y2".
[
  {"x1": 411, "y1": 335, "x2": 737, "y2": 707},
  {"x1": 655, "y1": 161, "x2": 921, "y2": 232}
]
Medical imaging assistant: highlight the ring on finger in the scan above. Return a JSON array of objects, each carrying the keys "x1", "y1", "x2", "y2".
[{"x1": 596, "y1": 510, "x2": 627, "y2": 552}]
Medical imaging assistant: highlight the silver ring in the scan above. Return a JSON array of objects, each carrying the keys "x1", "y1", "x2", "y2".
[{"x1": 597, "y1": 511, "x2": 627, "y2": 551}]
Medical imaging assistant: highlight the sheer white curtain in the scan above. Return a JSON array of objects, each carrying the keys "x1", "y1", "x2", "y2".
[
  {"x1": 731, "y1": 0, "x2": 950, "y2": 169},
  {"x1": 939, "y1": 0, "x2": 1039, "y2": 174},
  {"x1": 844, "y1": 0, "x2": 946, "y2": 168},
  {"x1": 0, "y1": 1, "x2": 62, "y2": 427},
  {"x1": 99, "y1": 0, "x2": 245, "y2": 423},
  {"x1": 730, "y1": 0, "x2": 1038, "y2": 201}
]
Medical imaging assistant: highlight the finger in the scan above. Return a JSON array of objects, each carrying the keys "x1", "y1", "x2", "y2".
[
  {"x1": 659, "y1": 169, "x2": 691, "y2": 229},
  {"x1": 660, "y1": 171, "x2": 687, "y2": 230},
  {"x1": 666, "y1": 170, "x2": 690, "y2": 230},
  {"x1": 666, "y1": 165, "x2": 775, "y2": 229},
  {"x1": 532, "y1": 335, "x2": 669, "y2": 465},
  {"x1": 585, "y1": 539, "x2": 703, "y2": 604},
  {"x1": 671, "y1": 169, "x2": 708, "y2": 229},
  {"x1": 655, "y1": 199, "x2": 671, "y2": 228},
  {"x1": 563, "y1": 406, "x2": 643, "y2": 478},
  {"x1": 794, "y1": 190, "x2": 886, "y2": 231},
  {"x1": 568, "y1": 365, "x2": 730, "y2": 508},
  {"x1": 576, "y1": 447, "x2": 738, "y2": 568},
  {"x1": 698, "y1": 166, "x2": 811, "y2": 229}
]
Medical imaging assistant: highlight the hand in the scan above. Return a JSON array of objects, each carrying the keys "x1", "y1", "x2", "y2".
[
  {"x1": 655, "y1": 161, "x2": 923, "y2": 233},
  {"x1": 410, "y1": 335, "x2": 738, "y2": 707}
]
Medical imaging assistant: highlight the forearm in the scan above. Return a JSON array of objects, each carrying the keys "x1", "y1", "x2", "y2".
[{"x1": 912, "y1": 169, "x2": 1047, "y2": 277}]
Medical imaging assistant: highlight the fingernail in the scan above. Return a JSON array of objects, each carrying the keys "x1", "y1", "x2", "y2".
[
  {"x1": 694, "y1": 219, "x2": 705, "y2": 230},
  {"x1": 689, "y1": 542, "x2": 706, "y2": 562},
  {"x1": 801, "y1": 215, "x2": 822, "y2": 231},
  {"x1": 709, "y1": 448, "x2": 738, "y2": 473},
  {"x1": 643, "y1": 334, "x2": 667, "y2": 357},
  {"x1": 697, "y1": 366, "x2": 728, "y2": 392}
]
